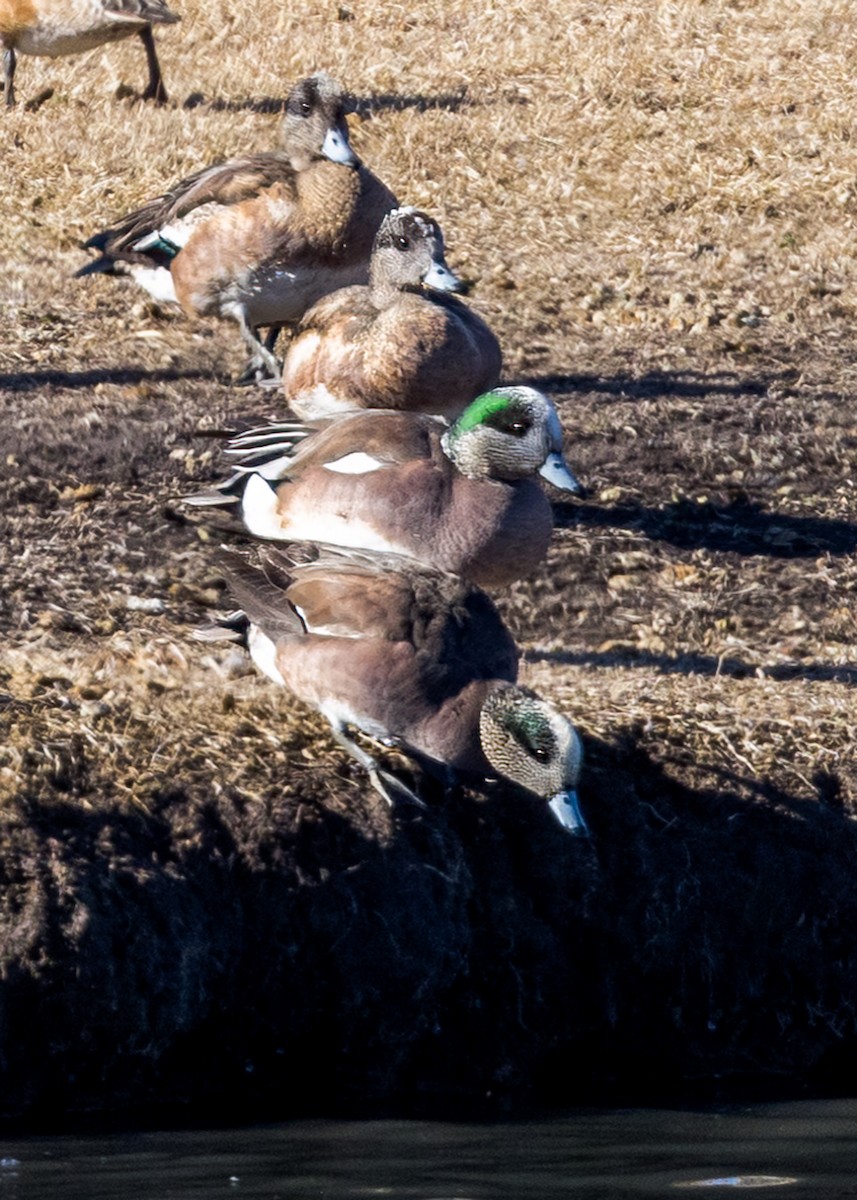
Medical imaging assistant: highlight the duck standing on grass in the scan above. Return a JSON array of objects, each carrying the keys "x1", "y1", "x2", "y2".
[
  {"x1": 186, "y1": 386, "x2": 585, "y2": 588},
  {"x1": 281, "y1": 206, "x2": 502, "y2": 421},
  {"x1": 76, "y1": 71, "x2": 398, "y2": 381},
  {"x1": 1, "y1": 0, "x2": 179, "y2": 107},
  {"x1": 198, "y1": 545, "x2": 587, "y2": 834}
]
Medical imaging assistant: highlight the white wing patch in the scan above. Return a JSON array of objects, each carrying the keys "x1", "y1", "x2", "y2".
[{"x1": 322, "y1": 452, "x2": 385, "y2": 475}]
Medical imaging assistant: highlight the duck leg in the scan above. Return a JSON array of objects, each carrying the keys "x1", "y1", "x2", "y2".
[
  {"x1": 262, "y1": 325, "x2": 280, "y2": 358},
  {"x1": 3, "y1": 47, "x2": 16, "y2": 108},
  {"x1": 234, "y1": 309, "x2": 283, "y2": 385},
  {"x1": 234, "y1": 326, "x2": 285, "y2": 387},
  {"x1": 248, "y1": 327, "x2": 289, "y2": 389},
  {"x1": 327, "y1": 720, "x2": 426, "y2": 809},
  {"x1": 138, "y1": 26, "x2": 168, "y2": 103}
]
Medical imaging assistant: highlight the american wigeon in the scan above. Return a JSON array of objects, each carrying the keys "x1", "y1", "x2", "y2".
[
  {"x1": 187, "y1": 386, "x2": 585, "y2": 588},
  {"x1": 77, "y1": 72, "x2": 398, "y2": 380},
  {"x1": 1, "y1": 0, "x2": 178, "y2": 107},
  {"x1": 200, "y1": 545, "x2": 586, "y2": 834},
  {"x1": 281, "y1": 206, "x2": 502, "y2": 420}
]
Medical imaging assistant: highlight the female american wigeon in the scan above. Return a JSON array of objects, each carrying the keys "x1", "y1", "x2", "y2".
[
  {"x1": 77, "y1": 72, "x2": 398, "y2": 380},
  {"x1": 187, "y1": 386, "x2": 585, "y2": 588},
  {"x1": 281, "y1": 206, "x2": 502, "y2": 421},
  {"x1": 201, "y1": 545, "x2": 586, "y2": 834},
  {"x1": 1, "y1": 0, "x2": 178, "y2": 107}
]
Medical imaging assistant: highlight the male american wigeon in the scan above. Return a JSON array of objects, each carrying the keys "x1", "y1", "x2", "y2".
[
  {"x1": 1, "y1": 0, "x2": 178, "y2": 107},
  {"x1": 187, "y1": 386, "x2": 585, "y2": 588},
  {"x1": 281, "y1": 206, "x2": 502, "y2": 421},
  {"x1": 77, "y1": 72, "x2": 398, "y2": 380},
  {"x1": 200, "y1": 545, "x2": 587, "y2": 834}
]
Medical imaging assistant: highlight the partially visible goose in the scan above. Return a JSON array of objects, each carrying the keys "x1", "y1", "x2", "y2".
[
  {"x1": 200, "y1": 545, "x2": 587, "y2": 834},
  {"x1": 1, "y1": 0, "x2": 179, "y2": 107},
  {"x1": 77, "y1": 71, "x2": 398, "y2": 379},
  {"x1": 187, "y1": 386, "x2": 585, "y2": 588},
  {"x1": 282, "y1": 206, "x2": 502, "y2": 421}
]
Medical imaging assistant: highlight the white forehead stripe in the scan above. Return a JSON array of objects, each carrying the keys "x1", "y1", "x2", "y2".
[{"x1": 384, "y1": 207, "x2": 434, "y2": 239}]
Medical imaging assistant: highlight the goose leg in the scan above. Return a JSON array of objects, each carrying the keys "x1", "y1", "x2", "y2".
[{"x1": 138, "y1": 26, "x2": 168, "y2": 103}]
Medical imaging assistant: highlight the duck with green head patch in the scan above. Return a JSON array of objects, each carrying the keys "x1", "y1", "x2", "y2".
[
  {"x1": 187, "y1": 386, "x2": 585, "y2": 589},
  {"x1": 198, "y1": 544, "x2": 587, "y2": 835}
]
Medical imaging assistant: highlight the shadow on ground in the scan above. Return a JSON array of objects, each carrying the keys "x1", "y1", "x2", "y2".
[
  {"x1": 524, "y1": 367, "x2": 840, "y2": 403},
  {"x1": 192, "y1": 88, "x2": 472, "y2": 117},
  {"x1": 555, "y1": 497, "x2": 857, "y2": 557},
  {"x1": 525, "y1": 645, "x2": 857, "y2": 687},
  {"x1": 0, "y1": 367, "x2": 210, "y2": 393}
]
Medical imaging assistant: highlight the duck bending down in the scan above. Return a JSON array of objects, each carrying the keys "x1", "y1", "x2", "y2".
[
  {"x1": 186, "y1": 386, "x2": 585, "y2": 589},
  {"x1": 76, "y1": 71, "x2": 398, "y2": 380},
  {"x1": 1, "y1": 0, "x2": 179, "y2": 107},
  {"x1": 281, "y1": 206, "x2": 501, "y2": 420},
  {"x1": 199, "y1": 545, "x2": 587, "y2": 834}
]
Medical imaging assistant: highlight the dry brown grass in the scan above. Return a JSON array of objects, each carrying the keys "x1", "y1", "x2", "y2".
[{"x1": 2, "y1": 0, "x2": 856, "y2": 817}]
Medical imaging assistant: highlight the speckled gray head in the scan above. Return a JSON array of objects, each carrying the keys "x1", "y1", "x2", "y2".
[
  {"x1": 479, "y1": 685, "x2": 587, "y2": 835},
  {"x1": 372, "y1": 207, "x2": 463, "y2": 293},
  {"x1": 282, "y1": 72, "x2": 357, "y2": 168},
  {"x1": 441, "y1": 386, "x2": 585, "y2": 490}
]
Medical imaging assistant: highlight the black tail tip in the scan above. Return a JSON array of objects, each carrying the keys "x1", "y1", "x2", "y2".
[
  {"x1": 74, "y1": 256, "x2": 116, "y2": 279},
  {"x1": 82, "y1": 230, "x2": 113, "y2": 253}
]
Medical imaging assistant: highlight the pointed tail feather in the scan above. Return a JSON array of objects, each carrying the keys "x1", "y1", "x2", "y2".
[
  {"x1": 193, "y1": 610, "x2": 250, "y2": 645},
  {"x1": 82, "y1": 229, "x2": 114, "y2": 253},
  {"x1": 74, "y1": 255, "x2": 124, "y2": 279},
  {"x1": 217, "y1": 549, "x2": 305, "y2": 643}
]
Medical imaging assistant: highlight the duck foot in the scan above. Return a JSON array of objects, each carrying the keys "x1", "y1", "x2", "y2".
[
  {"x1": 368, "y1": 766, "x2": 427, "y2": 810},
  {"x1": 233, "y1": 352, "x2": 282, "y2": 387}
]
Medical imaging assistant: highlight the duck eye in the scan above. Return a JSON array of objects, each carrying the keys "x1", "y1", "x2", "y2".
[
  {"x1": 532, "y1": 746, "x2": 551, "y2": 763},
  {"x1": 484, "y1": 407, "x2": 532, "y2": 438},
  {"x1": 396, "y1": 236, "x2": 410, "y2": 251},
  {"x1": 300, "y1": 101, "x2": 312, "y2": 116}
]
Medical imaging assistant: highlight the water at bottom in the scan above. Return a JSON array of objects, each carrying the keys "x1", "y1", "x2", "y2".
[{"x1": 0, "y1": 1097, "x2": 855, "y2": 1200}]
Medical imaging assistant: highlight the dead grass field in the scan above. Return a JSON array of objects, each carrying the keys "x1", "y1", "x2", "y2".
[
  {"x1": 1, "y1": 0, "x2": 857, "y2": 1114},
  {"x1": 3, "y1": 0, "x2": 856, "y2": 813}
]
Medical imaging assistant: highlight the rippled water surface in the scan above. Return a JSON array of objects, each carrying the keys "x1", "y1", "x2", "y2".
[{"x1": 1, "y1": 1098, "x2": 857, "y2": 1199}]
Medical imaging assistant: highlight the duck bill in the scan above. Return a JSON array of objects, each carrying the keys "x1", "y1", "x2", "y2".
[
  {"x1": 538, "y1": 452, "x2": 586, "y2": 496},
  {"x1": 423, "y1": 258, "x2": 463, "y2": 292},
  {"x1": 548, "y1": 789, "x2": 589, "y2": 836},
  {"x1": 322, "y1": 124, "x2": 358, "y2": 166}
]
